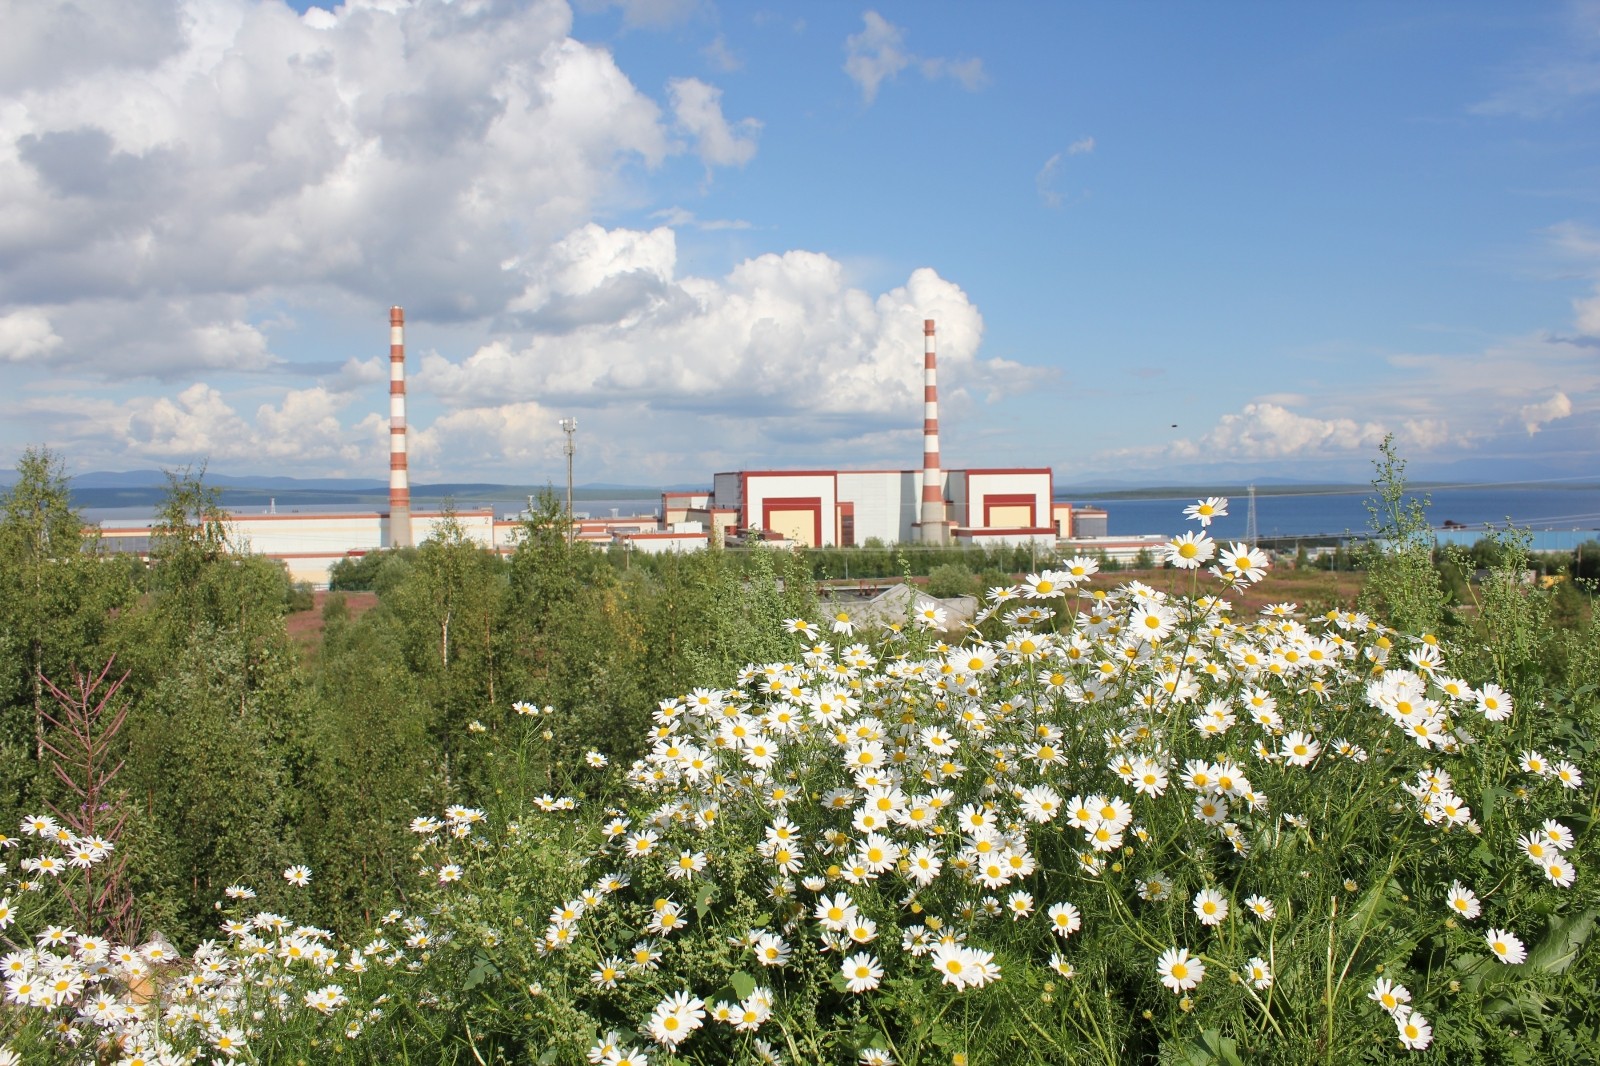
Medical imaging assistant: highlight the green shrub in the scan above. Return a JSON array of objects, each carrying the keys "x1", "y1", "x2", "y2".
[{"x1": 926, "y1": 563, "x2": 977, "y2": 599}]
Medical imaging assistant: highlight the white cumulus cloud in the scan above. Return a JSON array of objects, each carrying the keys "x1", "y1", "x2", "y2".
[
  {"x1": 0, "y1": 1, "x2": 1038, "y2": 481},
  {"x1": 0, "y1": 309, "x2": 63, "y2": 362},
  {"x1": 422, "y1": 224, "x2": 984, "y2": 427},
  {"x1": 1519, "y1": 390, "x2": 1573, "y2": 435},
  {"x1": 0, "y1": 0, "x2": 683, "y2": 377},
  {"x1": 668, "y1": 77, "x2": 760, "y2": 168},
  {"x1": 1177, "y1": 402, "x2": 1389, "y2": 460},
  {"x1": 106, "y1": 382, "x2": 377, "y2": 468},
  {"x1": 844, "y1": 11, "x2": 984, "y2": 103}
]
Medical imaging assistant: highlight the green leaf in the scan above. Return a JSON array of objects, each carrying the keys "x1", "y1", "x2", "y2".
[
  {"x1": 1344, "y1": 876, "x2": 1397, "y2": 937},
  {"x1": 1175, "y1": 1029, "x2": 1245, "y2": 1066},
  {"x1": 729, "y1": 969, "x2": 758, "y2": 1000},
  {"x1": 1478, "y1": 784, "x2": 1501, "y2": 829},
  {"x1": 462, "y1": 951, "x2": 499, "y2": 991},
  {"x1": 1525, "y1": 908, "x2": 1598, "y2": 975},
  {"x1": 694, "y1": 883, "x2": 716, "y2": 920}
]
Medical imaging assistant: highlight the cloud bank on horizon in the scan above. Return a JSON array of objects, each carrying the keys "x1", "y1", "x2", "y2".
[{"x1": 1, "y1": 0, "x2": 1597, "y2": 488}]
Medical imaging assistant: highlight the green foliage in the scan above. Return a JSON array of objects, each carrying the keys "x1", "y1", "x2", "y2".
[
  {"x1": 6, "y1": 442, "x2": 1600, "y2": 1064},
  {"x1": 1357, "y1": 435, "x2": 1449, "y2": 634},
  {"x1": 0, "y1": 447, "x2": 134, "y2": 808},
  {"x1": 926, "y1": 562, "x2": 978, "y2": 599},
  {"x1": 499, "y1": 490, "x2": 647, "y2": 775},
  {"x1": 717, "y1": 540, "x2": 1046, "y2": 585},
  {"x1": 299, "y1": 615, "x2": 442, "y2": 932},
  {"x1": 119, "y1": 621, "x2": 308, "y2": 934},
  {"x1": 286, "y1": 580, "x2": 315, "y2": 613},
  {"x1": 235, "y1": 550, "x2": 1592, "y2": 1066},
  {"x1": 328, "y1": 546, "x2": 417, "y2": 592}
]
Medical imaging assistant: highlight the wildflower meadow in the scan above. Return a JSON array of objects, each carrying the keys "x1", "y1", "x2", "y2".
[{"x1": 0, "y1": 457, "x2": 1597, "y2": 1064}]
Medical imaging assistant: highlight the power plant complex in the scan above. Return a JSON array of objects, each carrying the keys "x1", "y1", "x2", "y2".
[{"x1": 97, "y1": 310, "x2": 1128, "y2": 585}]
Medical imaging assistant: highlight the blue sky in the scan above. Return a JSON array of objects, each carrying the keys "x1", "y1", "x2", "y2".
[{"x1": 2, "y1": 0, "x2": 1597, "y2": 488}]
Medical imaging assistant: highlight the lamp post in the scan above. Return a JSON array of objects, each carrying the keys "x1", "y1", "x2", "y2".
[{"x1": 559, "y1": 417, "x2": 577, "y2": 544}]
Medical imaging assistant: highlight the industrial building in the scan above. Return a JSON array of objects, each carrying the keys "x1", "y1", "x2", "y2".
[
  {"x1": 95, "y1": 311, "x2": 1119, "y2": 581},
  {"x1": 619, "y1": 321, "x2": 1061, "y2": 555}
]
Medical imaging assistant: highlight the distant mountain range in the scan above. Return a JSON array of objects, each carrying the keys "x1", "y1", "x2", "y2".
[
  {"x1": 66, "y1": 470, "x2": 390, "y2": 491},
  {"x1": 3, "y1": 467, "x2": 1592, "y2": 510}
]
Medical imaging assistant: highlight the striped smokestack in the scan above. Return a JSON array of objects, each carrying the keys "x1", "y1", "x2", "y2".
[
  {"x1": 917, "y1": 318, "x2": 950, "y2": 545},
  {"x1": 388, "y1": 306, "x2": 413, "y2": 549}
]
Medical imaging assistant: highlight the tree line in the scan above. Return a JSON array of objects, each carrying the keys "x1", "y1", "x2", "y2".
[{"x1": 0, "y1": 449, "x2": 813, "y2": 945}]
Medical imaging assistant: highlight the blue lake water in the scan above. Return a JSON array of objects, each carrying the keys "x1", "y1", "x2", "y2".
[
  {"x1": 1068, "y1": 487, "x2": 1600, "y2": 551},
  {"x1": 81, "y1": 486, "x2": 1600, "y2": 554}
]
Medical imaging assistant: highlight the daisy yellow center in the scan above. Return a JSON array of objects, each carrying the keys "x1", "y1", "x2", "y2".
[{"x1": 1171, "y1": 963, "x2": 1188, "y2": 979}]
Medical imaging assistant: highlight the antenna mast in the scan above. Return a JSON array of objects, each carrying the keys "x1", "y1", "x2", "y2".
[{"x1": 559, "y1": 417, "x2": 578, "y2": 544}]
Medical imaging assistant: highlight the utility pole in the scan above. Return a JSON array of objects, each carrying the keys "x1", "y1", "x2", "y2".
[
  {"x1": 559, "y1": 417, "x2": 578, "y2": 544},
  {"x1": 1245, "y1": 484, "x2": 1258, "y2": 548}
]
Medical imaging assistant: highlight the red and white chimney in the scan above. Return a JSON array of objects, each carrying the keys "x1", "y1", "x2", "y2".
[
  {"x1": 388, "y1": 305, "x2": 413, "y2": 549},
  {"x1": 917, "y1": 318, "x2": 950, "y2": 545}
]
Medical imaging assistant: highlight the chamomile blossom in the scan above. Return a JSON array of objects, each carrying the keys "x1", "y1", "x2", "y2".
[
  {"x1": 1485, "y1": 928, "x2": 1527, "y2": 965},
  {"x1": 841, "y1": 952, "x2": 883, "y2": 993},
  {"x1": 1184, "y1": 497, "x2": 1228, "y2": 527},
  {"x1": 1445, "y1": 881, "x2": 1480, "y2": 919},
  {"x1": 1156, "y1": 946, "x2": 1204, "y2": 993},
  {"x1": 1394, "y1": 1006, "x2": 1433, "y2": 1050}
]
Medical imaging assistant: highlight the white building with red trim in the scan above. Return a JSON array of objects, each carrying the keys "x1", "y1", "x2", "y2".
[{"x1": 681, "y1": 467, "x2": 1057, "y2": 550}]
